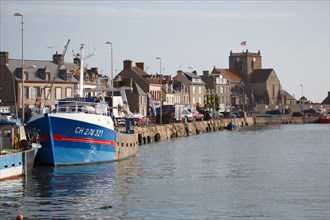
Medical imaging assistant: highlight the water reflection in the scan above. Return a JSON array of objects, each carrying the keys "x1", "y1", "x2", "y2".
[
  {"x1": 1, "y1": 124, "x2": 329, "y2": 219},
  {"x1": 1, "y1": 156, "x2": 141, "y2": 219}
]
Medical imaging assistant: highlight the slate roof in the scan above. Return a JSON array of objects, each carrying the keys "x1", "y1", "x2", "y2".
[
  {"x1": 321, "y1": 92, "x2": 330, "y2": 104},
  {"x1": 181, "y1": 71, "x2": 205, "y2": 85},
  {"x1": 249, "y1": 69, "x2": 274, "y2": 83},
  {"x1": 132, "y1": 81, "x2": 146, "y2": 96},
  {"x1": 283, "y1": 90, "x2": 296, "y2": 100},
  {"x1": 7, "y1": 58, "x2": 79, "y2": 82}
]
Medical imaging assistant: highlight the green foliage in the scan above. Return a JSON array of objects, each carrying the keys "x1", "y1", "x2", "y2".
[{"x1": 204, "y1": 94, "x2": 220, "y2": 111}]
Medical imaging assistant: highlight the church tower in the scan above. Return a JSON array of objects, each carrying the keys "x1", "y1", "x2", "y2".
[{"x1": 229, "y1": 50, "x2": 262, "y2": 83}]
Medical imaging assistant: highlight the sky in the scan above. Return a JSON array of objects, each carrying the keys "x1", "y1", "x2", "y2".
[{"x1": 0, "y1": 0, "x2": 329, "y2": 103}]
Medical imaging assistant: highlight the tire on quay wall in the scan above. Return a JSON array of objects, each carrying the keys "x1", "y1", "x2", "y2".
[
  {"x1": 138, "y1": 134, "x2": 143, "y2": 145},
  {"x1": 154, "y1": 133, "x2": 161, "y2": 142}
]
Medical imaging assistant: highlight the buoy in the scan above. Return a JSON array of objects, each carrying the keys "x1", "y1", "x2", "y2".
[{"x1": 16, "y1": 215, "x2": 23, "y2": 220}]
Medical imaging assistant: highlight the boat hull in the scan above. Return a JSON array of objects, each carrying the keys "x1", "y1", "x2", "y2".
[
  {"x1": 320, "y1": 118, "x2": 330, "y2": 124},
  {"x1": 27, "y1": 113, "x2": 118, "y2": 166},
  {"x1": 0, "y1": 147, "x2": 38, "y2": 181}
]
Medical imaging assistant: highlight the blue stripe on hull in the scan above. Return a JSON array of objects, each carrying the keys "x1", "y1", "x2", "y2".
[{"x1": 27, "y1": 113, "x2": 117, "y2": 166}]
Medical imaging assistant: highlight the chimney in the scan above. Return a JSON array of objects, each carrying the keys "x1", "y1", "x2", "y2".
[
  {"x1": 73, "y1": 58, "x2": 81, "y2": 66},
  {"x1": 0, "y1": 51, "x2": 9, "y2": 66},
  {"x1": 52, "y1": 51, "x2": 64, "y2": 65},
  {"x1": 91, "y1": 67, "x2": 98, "y2": 74},
  {"x1": 123, "y1": 60, "x2": 132, "y2": 70},
  {"x1": 203, "y1": 70, "x2": 209, "y2": 77},
  {"x1": 136, "y1": 62, "x2": 144, "y2": 70}
]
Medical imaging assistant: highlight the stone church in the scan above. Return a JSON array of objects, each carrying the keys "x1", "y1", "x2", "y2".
[{"x1": 228, "y1": 50, "x2": 283, "y2": 108}]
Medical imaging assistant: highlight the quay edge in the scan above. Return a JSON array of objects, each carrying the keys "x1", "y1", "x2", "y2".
[
  {"x1": 134, "y1": 117, "x2": 253, "y2": 145},
  {"x1": 134, "y1": 116, "x2": 321, "y2": 145}
]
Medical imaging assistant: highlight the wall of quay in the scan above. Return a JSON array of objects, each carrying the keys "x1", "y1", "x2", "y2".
[
  {"x1": 254, "y1": 116, "x2": 320, "y2": 125},
  {"x1": 134, "y1": 117, "x2": 253, "y2": 145},
  {"x1": 133, "y1": 115, "x2": 319, "y2": 145}
]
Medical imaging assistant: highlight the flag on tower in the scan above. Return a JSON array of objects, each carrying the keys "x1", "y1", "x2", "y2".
[{"x1": 240, "y1": 41, "x2": 246, "y2": 46}]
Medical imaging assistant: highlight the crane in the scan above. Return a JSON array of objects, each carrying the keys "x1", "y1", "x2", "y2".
[{"x1": 43, "y1": 39, "x2": 71, "y2": 107}]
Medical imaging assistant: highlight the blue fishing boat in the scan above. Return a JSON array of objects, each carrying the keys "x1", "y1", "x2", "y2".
[
  {"x1": 0, "y1": 108, "x2": 41, "y2": 181},
  {"x1": 26, "y1": 45, "x2": 138, "y2": 166}
]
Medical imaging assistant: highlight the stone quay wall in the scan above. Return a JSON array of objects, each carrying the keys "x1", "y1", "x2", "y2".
[
  {"x1": 134, "y1": 117, "x2": 253, "y2": 145},
  {"x1": 254, "y1": 116, "x2": 320, "y2": 125},
  {"x1": 133, "y1": 115, "x2": 319, "y2": 145}
]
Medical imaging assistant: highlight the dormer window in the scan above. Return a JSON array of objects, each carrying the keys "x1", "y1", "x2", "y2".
[{"x1": 23, "y1": 71, "x2": 28, "y2": 81}]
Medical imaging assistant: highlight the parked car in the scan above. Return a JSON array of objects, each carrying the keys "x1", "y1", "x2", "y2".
[
  {"x1": 184, "y1": 108, "x2": 194, "y2": 122},
  {"x1": 138, "y1": 116, "x2": 150, "y2": 126},
  {"x1": 303, "y1": 108, "x2": 320, "y2": 116},
  {"x1": 292, "y1": 112, "x2": 304, "y2": 117},
  {"x1": 210, "y1": 110, "x2": 224, "y2": 119},
  {"x1": 266, "y1": 109, "x2": 282, "y2": 115},
  {"x1": 192, "y1": 110, "x2": 204, "y2": 121},
  {"x1": 197, "y1": 109, "x2": 212, "y2": 120}
]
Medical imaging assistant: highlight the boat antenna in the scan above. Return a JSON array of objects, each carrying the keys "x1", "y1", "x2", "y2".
[
  {"x1": 72, "y1": 44, "x2": 96, "y2": 97},
  {"x1": 11, "y1": 69, "x2": 18, "y2": 118}
]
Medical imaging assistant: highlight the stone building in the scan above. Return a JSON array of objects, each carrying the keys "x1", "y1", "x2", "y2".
[
  {"x1": 0, "y1": 51, "x2": 99, "y2": 120},
  {"x1": 208, "y1": 68, "x2": 243, "y2": 112},
  {"x1": 173, "y1": 70, "x2": 205, "y2": 111}
]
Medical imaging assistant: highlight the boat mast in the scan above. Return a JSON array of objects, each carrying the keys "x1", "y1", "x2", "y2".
[{"x1": 73, "y1": 44, "x2": 95, "y2": 97}]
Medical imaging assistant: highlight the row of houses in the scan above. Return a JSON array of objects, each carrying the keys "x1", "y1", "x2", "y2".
[{"x1": 0, "y1": 49, "x2": 328, "y2": 120}]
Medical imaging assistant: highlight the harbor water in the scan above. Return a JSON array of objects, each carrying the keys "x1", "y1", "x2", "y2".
[{"x1": 1, "y1": 124, "x2": 329, "y2": 219}]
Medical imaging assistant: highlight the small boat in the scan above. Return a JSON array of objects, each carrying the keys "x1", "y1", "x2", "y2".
[
  {"x1": 226, "y1": 121, "x2": 239, "y2": 130},
  {"x1": 320, "y1": 111, "x2": 330, "y2": 124},
  {"x1": 26, "y1": 44, "x2": 138, "y2": 166},
  {"x1": 0, "y1": 109, "x2": 41, "y2": 181}
]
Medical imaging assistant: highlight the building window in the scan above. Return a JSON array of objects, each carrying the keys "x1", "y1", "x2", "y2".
[
  {"x1": 192, "y1": 86, "x2": 196, "y2": 94},
  {"x1": 23, "y1": 87, "x2": 28, "y2": 99},
  {"x1": 272, "y1": 84, "x2": 275, "y2": 97},
  {"x1": 198, "y1": 86, "x2": 201, "y2": 94},
  {"x1": 220, "y1": 86, "x2": 224, "y2": 94},
  {"x1": 55, "y1": 88, "x2": 62, "y2": 99},
  {"x1": 29, "y1": 87, "x2": 41, "y2": 100},
  {"x1": 66, "y1": 88, "x2": 72, "y2": 98},
  {"x1": 45, "y1": 87, "x2": 51, "y2": 99}
]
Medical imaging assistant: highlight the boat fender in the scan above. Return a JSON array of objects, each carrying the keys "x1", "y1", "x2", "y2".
[
  {"x1": 19, "y1": 139, "x2": 30, "y2": 150},
  {"x1": 138, "y1": 134, "x2": 143, "y2": 145},
  {"x1": 185, "y1": 126, "x2": 190, "y2": 136},
  {"x1": 154, "y1": 133, "x2": 161, "y2": 142}
]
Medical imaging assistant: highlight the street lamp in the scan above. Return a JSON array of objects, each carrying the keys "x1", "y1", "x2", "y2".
[
  {"x1": 105, "y1": 41, "x2": 113, "y2": 87},
  {"x1": 156, "y1": 57, "x2": 162, "y2": 124},
  {"x1": 14, "y1": 12, "x2": 25, "y2": 122}
]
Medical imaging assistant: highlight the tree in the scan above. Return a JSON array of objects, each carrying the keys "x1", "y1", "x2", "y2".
[{"x1": 204, "y1": 93, "x2": 220, "y2": 111}]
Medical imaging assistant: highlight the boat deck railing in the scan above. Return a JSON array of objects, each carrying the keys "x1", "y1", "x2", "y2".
[{"x1": 56, "y1": 100, "x2": 109, "y2": 116}]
